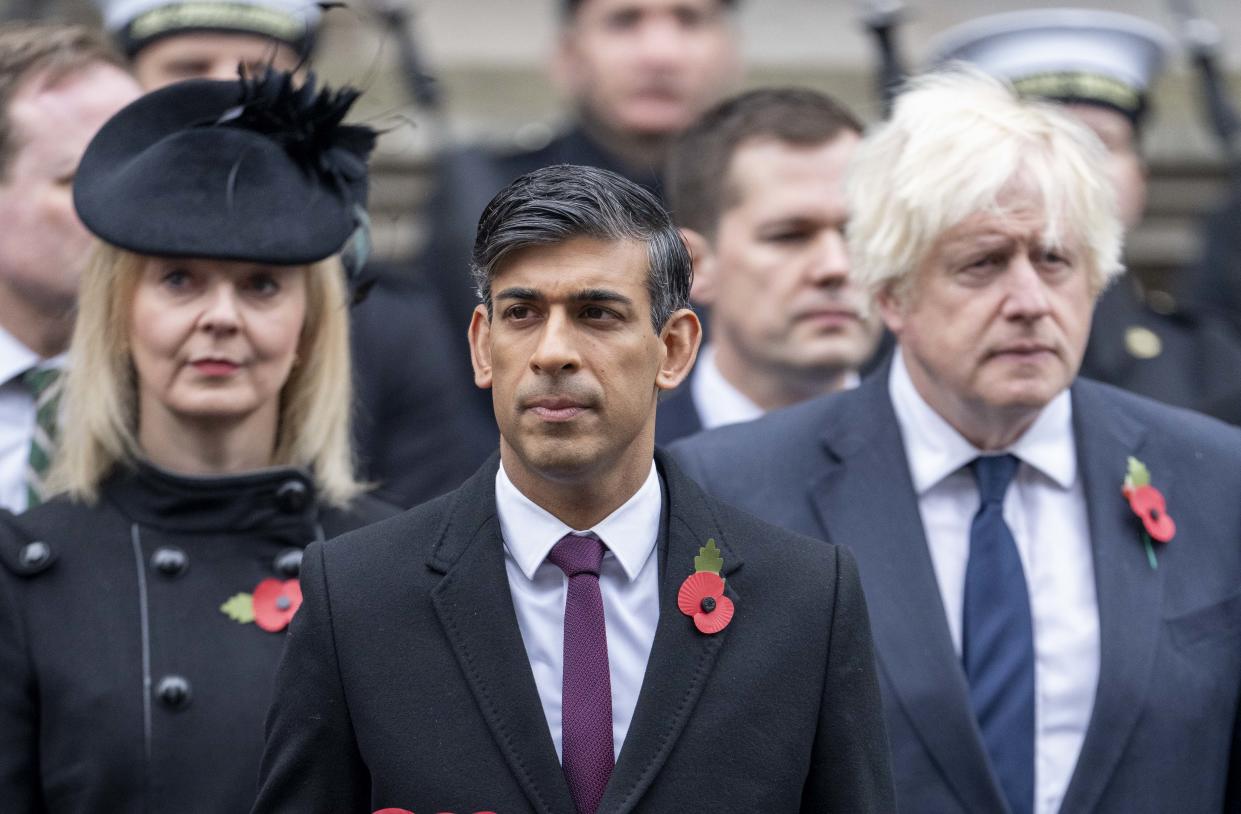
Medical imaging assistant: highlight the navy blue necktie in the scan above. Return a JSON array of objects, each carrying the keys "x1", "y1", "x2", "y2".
[{"x1": 963, "y1": 454, "x2": 1034, "y2": 814}]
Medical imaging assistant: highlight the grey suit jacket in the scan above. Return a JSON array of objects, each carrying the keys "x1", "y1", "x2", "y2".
[
  {"x1": 251, "y1": 450, "x2": 894, "y2": 813},
  {"x1": 671, "y1": 368, "x2": 1241, "y2": 813}
]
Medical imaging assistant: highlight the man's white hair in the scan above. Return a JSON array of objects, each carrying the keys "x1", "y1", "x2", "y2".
[{"x1": 846, "y1": 67, "x2": 1124, "y2": 304}]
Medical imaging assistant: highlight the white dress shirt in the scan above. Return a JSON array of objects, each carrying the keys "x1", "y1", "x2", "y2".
[
  {"x1": 691, "y1": 342, "x2": 859, "y2": 430},
  {"x1": 0, "y1": 325, "x2": 64, "y2": 514},
  {"x1": 889, "y1": 350, "x2": 1099, "y2": 814},
  {"x1": 496, "y1": 460, "x2": 662, "y2": 762},
  {"x1": 690, "y1": 344, "x2": 764, "y2": 430}
]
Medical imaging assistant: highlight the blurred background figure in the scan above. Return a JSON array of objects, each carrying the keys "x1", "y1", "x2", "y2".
[
  {"x1": 0, "y1": 69, "x2": 395, "y2": 813},
  {"x1": 929, "y1": 8, "x2": 1241, "y2": 423},
  {"x1": 0, "y1": 23, "x2": 140, "y2": 513},
  {"x1": 657, "y1": 87, "x2": 883, "y2": 444},
  {"x1": 417, "y1": 0, "x2": 743, "y2": 375},
  {"x1": 96, "y1": 0, "x2": 314, "y2": 88}
]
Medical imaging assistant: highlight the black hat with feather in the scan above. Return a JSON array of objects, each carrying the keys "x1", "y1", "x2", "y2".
[{"x1": 74, "y1": 69, "x2": 376, "y2": 279}]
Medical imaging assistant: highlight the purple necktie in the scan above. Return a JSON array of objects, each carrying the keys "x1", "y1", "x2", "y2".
[{"x1": 547, "y1": 533, "x2": 613, "y2": 814}]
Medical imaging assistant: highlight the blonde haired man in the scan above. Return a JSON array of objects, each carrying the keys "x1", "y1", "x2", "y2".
[{"x1": 674, "y1": 70, "x2": 1241, "y2": 813}]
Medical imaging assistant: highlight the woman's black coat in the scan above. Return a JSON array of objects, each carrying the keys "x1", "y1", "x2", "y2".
[{"x1": 0, "y1": 462, "x2": 396, "y2": 813}]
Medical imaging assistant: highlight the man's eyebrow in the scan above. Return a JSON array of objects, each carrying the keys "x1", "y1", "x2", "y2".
[
  {"x1": 493, "y1": 287, "x2": 634, "y2": 307},
  {"x1": 571, "y1": 289, "x2": 633, "y2": 306},
  {"x1": 494, "y1": 287, "x2": 543, "y2": 301}
]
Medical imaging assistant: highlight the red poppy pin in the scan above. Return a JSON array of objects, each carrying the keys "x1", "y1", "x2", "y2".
[
  {"x1": 220, "y1": 578, "x2": 303, "y2": 632},
  {"x1": 677, "y1": 539, "x2": 734, "y2": 635},
  {"x1": 1122, "y1": 456, "x2": 1175, "y2": 570}
]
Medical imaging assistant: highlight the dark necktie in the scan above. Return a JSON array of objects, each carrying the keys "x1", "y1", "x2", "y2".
[
  {"x1": 22, "y1": 365, "x2": 63, "y2": 508},
  {"x1": 963, "y1": 454, "x2": 1034, "y2": 814},
  {"x1": 547, "y1": 533, "x2": 613, "y2": 814}
]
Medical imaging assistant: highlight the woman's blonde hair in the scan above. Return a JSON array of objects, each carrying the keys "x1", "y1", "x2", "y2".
[{"x1": 48, "y1": 244, "x2": 363, "y2": 507}]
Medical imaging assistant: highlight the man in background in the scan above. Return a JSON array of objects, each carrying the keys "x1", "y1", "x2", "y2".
[
  {"x1": 96, "y1": 0, "x2": 311, "y2": 89},
  {"x1": 930, "y1": 8, "x2": 1241, "y2": 423},
  {"x1": 421, "y1": 0, "x2": 742, "y2": 352},
  {"x1": 0, "y1": 23, "x2": 140, "y2": 512},
  {"x1": 657, "y1": 87, "x2": 884, "y2": 443}
]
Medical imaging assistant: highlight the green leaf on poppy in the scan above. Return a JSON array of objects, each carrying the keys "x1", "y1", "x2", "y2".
[
  {"x1": 695, "y1": 539, "x2": 724, "y2": 575},
  {"x1": 220, "y1": 593, "x2": 255, "y2": 624},
  {"x1": 1125, "y1": 456, "x2": 1151, "y2": 490}
]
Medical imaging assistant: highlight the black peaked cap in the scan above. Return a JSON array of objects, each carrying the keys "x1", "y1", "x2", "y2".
[{"x1": 74, "y1": 71, "x2": 375, "y2": 266}]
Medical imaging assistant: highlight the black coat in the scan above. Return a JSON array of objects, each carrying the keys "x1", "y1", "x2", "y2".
[
  {"x1": 1082, "y1": 277, "x2": 1241, "y2": 423},
  {"x1": 350, "y1": 265, "x2": 499, "y2": 508},
  {"x1": 251, "y1": 451, "x2": 895, "y2": 813},
  {"x1": 0, "y1": 462, "x2": 396, "y2": 814}
]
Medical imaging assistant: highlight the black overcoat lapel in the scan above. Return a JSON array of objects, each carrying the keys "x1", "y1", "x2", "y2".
[
  {"x1": 1059, "y1": 381, "x2": 1163, "y2": 813},
  {"x1": 596, "y1": 451, "x2": 742, "y2": 814},
  {"x1": 428, "y1": 455, "x2": 578, "y2": 814},
  {"x1": 809, "y1": 373, "x2": 1007, "y2": 812}
]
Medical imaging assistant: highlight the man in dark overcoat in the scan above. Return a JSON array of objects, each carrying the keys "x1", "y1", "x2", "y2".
[
  {"x1": 673, "y1": 70, "x2": 1241, "y2": 813},
  {"x1": 252, "y1": 164, "x2": 894, "y2": 814}
]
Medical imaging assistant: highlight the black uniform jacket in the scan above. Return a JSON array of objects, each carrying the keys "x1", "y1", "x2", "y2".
[
  {"x1": 0, "y1": 462, "x2": 396, "y2": 814},
  {"x1": 251, "y1": 450, "x2": 895, "y2": 813},
  {"x1": 1082, "y1": 278, "x2": 1241, "y2": 424}
]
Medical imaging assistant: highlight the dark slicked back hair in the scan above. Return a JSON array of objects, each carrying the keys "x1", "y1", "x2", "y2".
[
  {"x1": 667, "y1": 87, "x2": 863, "y2": 239},
  {"x1": 0, "y1": 23, "x2": 124, "y2": 179},
  {"x1": 562, "y1": 0, "x2": 738, "y2": 20},
  {"x1": 471, "y1": 163, "x2": 692, "y2": 332}
]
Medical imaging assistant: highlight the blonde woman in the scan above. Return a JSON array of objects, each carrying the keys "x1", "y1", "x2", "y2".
[{"x1": 0, "y1": 70, "x2": 395, "y2": 813}]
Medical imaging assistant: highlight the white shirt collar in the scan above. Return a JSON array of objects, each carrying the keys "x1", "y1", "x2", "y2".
[
  {"x1": 690, "y1": 343, "x2": 765, "y2": 430},
  {"x1": 0, "y1": 323, "x2": 39, "y2": 386},
  {"x1": 0, "y1": 323, "x2": 67, "y2": 386},
  {"x1": 691, "y1": 343, "x2": 860, "y2": 431},
  {"x1": 889, "y1": 347, "x2": 1076, "y2": 494},
  {"x1": 496, "y1": 460, "x2": 662, "y2": 582}
]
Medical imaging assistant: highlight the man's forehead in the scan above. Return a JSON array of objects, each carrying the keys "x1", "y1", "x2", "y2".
[
  {"x1": 725, "y1": 135, "x2": 857, "y2": 204},
  {"x1": 937, "y1": 206, "x2": 1077, "y2": 249},
  {"x1": 493, "y1": 237, "x2": 649, "y2": 294},
  {"x1": 572, "y1": 0, "x2": 725, "y2": 20},
  {"x1": 497, "y1": 236, "x2": 646, "y2": 275},
  {"x1": 9, "y1": 63, "x2": 130, "y2": 132}
]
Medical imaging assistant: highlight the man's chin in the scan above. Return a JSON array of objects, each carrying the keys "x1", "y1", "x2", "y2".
[{"x1": 510, "y1": 439, "x2": 601, "y2": 483}]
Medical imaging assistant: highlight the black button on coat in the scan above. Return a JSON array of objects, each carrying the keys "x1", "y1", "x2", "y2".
[{"x1": 0, "y1": 462, "x2": 396, "y2": 813}]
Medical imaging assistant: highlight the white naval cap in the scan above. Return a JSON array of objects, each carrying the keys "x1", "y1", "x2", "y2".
[
  {"x1": 96, "y1": 0, "x2": 322, "y2": 58},
  {"x1": 927, "y1": 8, "x2": 1174, "y2": 124}
]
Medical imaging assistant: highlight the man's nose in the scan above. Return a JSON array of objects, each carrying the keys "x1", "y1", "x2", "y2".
[
  {"x1": 529, "y1": 310, "x2": 581, "y2": 373},
  {"x1": 807, "y1": 229, "x2": 850, "y2": 286},
  {"x1": 1001, "y1": 254, "x2": 1052, "y2": 320},
  {"x1": 636, "y1": 17, "x2": 688, "y2": 69}
]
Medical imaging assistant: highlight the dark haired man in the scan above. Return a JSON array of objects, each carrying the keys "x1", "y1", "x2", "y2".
[
  {"x1": 420, "y1": 0, "x2": 742, "y2": 366},
  {"x1": 658, "y1": 87, "x2": 884, "y2": 443},
  {"x1": 0, "y1": 23, "x2": 140, "y2": 512},
  {"x1": 253, "y1": 164, "x2": 893, "y2": 814}
]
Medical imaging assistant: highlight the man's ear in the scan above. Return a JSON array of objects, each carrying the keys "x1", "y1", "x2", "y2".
[
  {"x1": 875, "y1": 282, "x2": 906, "y2": 337},
  {"x1": 682, "y1": 228, "x2": 718, "y2": 306},
  {"x1": 655, "y1": 308, "x2": 702, "y2": 392},
  {"x1": 467, "y1": 305, "x2": 494, "y2": 390}
]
